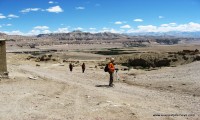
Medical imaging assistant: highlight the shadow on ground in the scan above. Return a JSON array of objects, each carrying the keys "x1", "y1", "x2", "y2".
[{"x1": 95, "y1": 85, "x2": 111, "y2": 88}]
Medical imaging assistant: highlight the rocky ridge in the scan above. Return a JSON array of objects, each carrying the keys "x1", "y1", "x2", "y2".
[{"x1": 36, "y1": 30, "x2": 128, "y2": 40}]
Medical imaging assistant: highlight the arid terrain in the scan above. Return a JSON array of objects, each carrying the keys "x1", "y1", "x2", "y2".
[
  {"x1": 1, "y1": 0, "x2": 200, "y2": 119},
  {"x1": 0, "y1": 40, "x2": 200, "y2": 120},
  {"x1": 1, "y1": 32, "x2": 200, "y2": 120}
]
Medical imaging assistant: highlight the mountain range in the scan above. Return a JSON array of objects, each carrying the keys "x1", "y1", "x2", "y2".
[
  {"x1": 127, "y1": 31, "x2": 200, "y2": 38},
  {"x1": 1, "y1": 31, "x2": 200, "y2": 40},
  {"x1": 36, "y1": 30, "x2": 128, "y2": 40}
]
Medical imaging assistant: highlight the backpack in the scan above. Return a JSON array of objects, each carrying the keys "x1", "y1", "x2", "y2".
[{"x1": 104, "y1": 64, "x2": 109, "y2": 72}]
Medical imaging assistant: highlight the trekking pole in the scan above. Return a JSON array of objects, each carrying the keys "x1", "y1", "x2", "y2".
[{"x1": 115, "y1": 68, "x2": 120, "y2": 81}]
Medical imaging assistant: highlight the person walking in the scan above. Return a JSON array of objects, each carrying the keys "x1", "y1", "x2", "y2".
[
  {"x1": 69, "y1": 63, "x2": 73, "y2": 72},
  {"x1": 82, "y1": 63, "x2": 86, "y2": 73},
  {"x1": 108, "y1": 58, "x2": 115, "y2": 87}
]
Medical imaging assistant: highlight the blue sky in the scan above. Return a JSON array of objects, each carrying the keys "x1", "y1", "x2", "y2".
[{"x1": 0, "y1": 0, "x2": 200, "y2": 35}]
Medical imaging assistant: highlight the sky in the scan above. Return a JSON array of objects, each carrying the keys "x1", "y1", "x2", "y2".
[{"x1": 0, "y1": 0, "x2": 200, "y2": 35}]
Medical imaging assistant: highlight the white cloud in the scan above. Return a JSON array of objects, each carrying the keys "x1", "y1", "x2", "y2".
[
  {"x1": 42, "y1": 30, "x2": 51, "y2": 34},
  {"x1": 75, "y1": 27, "x2": 83, "y2": 30},
  {"x1": 161, "y1": 23, "x2": 177, "y2": 27},
  {"x1": 159, "y1": 16, "x2": 164, "y2": 19},
  {"x1": 20, "y1": 8, "x2": 41, "y2": 13},
  {"x1": 1, "y1": 24, "x2": 12, "y2": 27},
  {"x1": 89, "y1": 28, "x2": 96, "y2": 30},
  {"x1": 137, "y1": 25, "x2": 157, "y2": 32},
  {"x1": 3, "y1": 30, "x2": 24, "y2": 35},
  {"x1": 158, "y1": 22, "x2": 199, "y2": 32},
  {"x1": 114, "y1": 21, "x2": 123, "y2": 25},
  {"x1": 49, "y1": 1, "x2": 58, "y2": 4},
  {"x1": 134, "y1": 19, "x2": 143, "y2": 22},
  {"x1": 49, "y1": 1, "x2": 54, "y2": 4},
  {"x1": 89, "y1": 28, "x2": 97, "y2": 33},
  {"x1": 5, "y1": 24, "x2": 12, "y2": 26},
  {"x1": 8, "y1": 14, "x2": 19, "y2": 18},
  {"x1": 4, "y1": 22, "x2": 200, "y2": 35},
  {"x1": 2, "y1": 28, "x2": 51, "y2": 36},
  {"x1": 99, "y1": 28, "x2": 124, "y2": 33},
  {"x1": 34, "y1": 26, "x2": 49, "y2": 30},
  {"x1": 27, "y1": 30, "x2": 41, "y2": 35},
  {"x1": 160, "y1": 24, "x2": 168, "y2": 27},
  {"x1": 0, "y1": 14, "x2": 6, "y2": 19},
  {"x1": 46, "y1": 6, "x2": 63, "y2": 13},
  {"x1": 0, "y1": 25, "x2": 2, "y2": 28},
  {"x1": 75, "y1": 7, "x2": 85, "y2": 10},
  {"x1": 172, "y1": 22, "x2": 200, "y2": 32},
  {"x1": 54, "y1": 27, "x2": 69, "y2": 33},
  {"x1": 120, "y1": 24, "x2": 131, "y2": 29},
  {"x1": 30, "y1": 8, "x2": 41, "y2": 11},
  {"x1": 27, "y1": 29, "x2": 51, "y2": 35},
  {"x1": 110, "y1": 29, "x2": 124, "y2": 33},
  {"x1": 102, "y1": 27, "x2": 109, "y2": 30},
  {"x1": 127, "y1": 22, "x2": 200, "y2": 33}
]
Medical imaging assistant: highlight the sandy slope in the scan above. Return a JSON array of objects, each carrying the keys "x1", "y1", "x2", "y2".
[{"x1": 0, "y1": 54, "x2": 199, "y2": 120}]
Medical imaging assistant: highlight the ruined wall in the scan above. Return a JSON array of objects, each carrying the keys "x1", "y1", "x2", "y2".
[{"x1": 0, "y1": 41, "x2": 7, "y2": 74}]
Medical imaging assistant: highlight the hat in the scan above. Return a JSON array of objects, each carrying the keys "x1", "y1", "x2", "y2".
[{"x1": 110, "y1": 58, "x2": 115, "y2": 61}]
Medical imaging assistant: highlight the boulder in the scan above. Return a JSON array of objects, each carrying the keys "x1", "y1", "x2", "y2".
[
  {"x1": 195, "y1": 49, "x2": 199, "y2": 53},
  {"x1": 63, "y1": 59, "x2": 68, "y2": 62},
  {"x1": 182, "y1": 55, "x2": 188, "y2": 60},
  {"x1": 172, "y1": 58, "x2": 178, "y2": 62},
  {"x1": 195, "y1": 54, "x2": 200, "y2": 61},
  {"x1": 26, "y1": 55, "x2": 36, "y2": 60},
  {"x1": 33, "y1": 54, "x2": 53, "y2": 62},
  {"x1": 39, "y1": 55, "x2": 52, "y2": 61}
]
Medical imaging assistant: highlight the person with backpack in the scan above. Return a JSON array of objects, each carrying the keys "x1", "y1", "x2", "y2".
[
  {"x1": 82, "y1": 63, "x2": 86, "y2": 73},
  {"x1": 107, "y1": 58, "x2": 115, "y2": 87},
  {"x1": 69, "y1": 63, "x2": 73, "y2": 72}
]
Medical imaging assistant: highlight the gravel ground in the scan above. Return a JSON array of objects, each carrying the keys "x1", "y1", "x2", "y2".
[{"x1": 0, "y1": 53, "x2": 199, "y2": 120}]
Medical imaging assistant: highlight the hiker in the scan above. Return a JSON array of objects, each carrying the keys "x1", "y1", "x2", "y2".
[
  {"x1": 69, "y1": 63, "x2": 73, "y2": 72},
  {"x1": 108, "y1": 58, "x2": 115, "y2": 87},
  {"x1": 82, "y1": 63, "x2": 86, "y2": 73}
]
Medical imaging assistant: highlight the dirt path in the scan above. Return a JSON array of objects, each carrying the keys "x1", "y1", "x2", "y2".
[{"x1": 0, "y1": 59, "x2": 199, "y2": 120}]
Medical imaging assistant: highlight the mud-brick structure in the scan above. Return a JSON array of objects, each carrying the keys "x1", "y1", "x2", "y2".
[{"x1": 0, "y1": 39, "x2": 8, "y2": 77}]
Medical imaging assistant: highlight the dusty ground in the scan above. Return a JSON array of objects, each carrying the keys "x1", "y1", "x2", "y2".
[{"x1": 1, "y1": 44, "x2": 200, "y2": 120}]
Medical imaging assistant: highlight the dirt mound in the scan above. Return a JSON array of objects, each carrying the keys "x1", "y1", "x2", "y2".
[
  {"x1": 117, "y1": 49, "x2": 200, "y2": 68},
  {"x1": 128, "y1": 58, "x2": 171, "y2": 68},
  {"x1": 27, "y1": 54, "x2": 59, "y2": 62}
]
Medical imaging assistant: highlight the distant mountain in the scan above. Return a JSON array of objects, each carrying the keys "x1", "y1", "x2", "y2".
[
  {"x1": 0, "y1": 32, "x2": 7, "y2": 36},
  {"x1": 127, "y1": 31, "x2": 200, "y2": 38},
  {"x1": 37, "y1": 31, "x2": 128, "y2": 40}
]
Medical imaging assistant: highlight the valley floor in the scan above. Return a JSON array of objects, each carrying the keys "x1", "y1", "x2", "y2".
[{"x1": 0, "y1": 53, "x2": 199, "y2": 120}]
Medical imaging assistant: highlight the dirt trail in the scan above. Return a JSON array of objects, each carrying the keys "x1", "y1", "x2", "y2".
[
  {"x1": 0, "y1": 56, "x2": 199, "y2": 119},
  {"x1": 4, "y1": 61, "x2": 199, "y2": 119}
]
